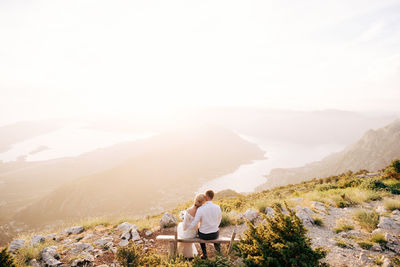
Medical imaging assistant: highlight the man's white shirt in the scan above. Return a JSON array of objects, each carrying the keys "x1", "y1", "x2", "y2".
[{"x1": 186, "y1": 201, "x2": 222, "y2": 234}]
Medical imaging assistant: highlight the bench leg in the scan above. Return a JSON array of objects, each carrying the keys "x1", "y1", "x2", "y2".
[{"x1": 168, "y1": 241, "x2": 176, "y2": 258}]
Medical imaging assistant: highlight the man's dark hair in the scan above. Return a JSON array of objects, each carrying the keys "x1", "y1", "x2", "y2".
[{"x1": 205, "y1": 190, "x2": 214, "y2": 200}]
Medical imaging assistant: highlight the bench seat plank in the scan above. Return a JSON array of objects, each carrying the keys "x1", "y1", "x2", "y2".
[{"x1": 156, "y1": 235, "x2": 239, "y2": 243}]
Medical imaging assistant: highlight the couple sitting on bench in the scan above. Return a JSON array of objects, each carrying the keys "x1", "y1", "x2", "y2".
[{"x1": 177, "y1": 190, "x2": 221, "y2": 259}]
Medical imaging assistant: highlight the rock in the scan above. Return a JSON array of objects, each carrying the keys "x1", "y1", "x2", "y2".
[
  {"x1": 64, "y1": 226, "x2": 84, "y2": 235},
  {"x1": 95, "y1": 237, "x2": 113, "y2": 246},
  {"x1": 382, "y1": 257, "x2": 393, "y2": 267},
  {"x1": 97, "y1": 265, "x2": 109, "y2": 267},
  {"x1": 121, "y1": 231, "x2": 131, "y2": 240},
  {"x1": 295, "y1": 206, "x2": 314, "y2": 227},
  {"x1": 372, "y1": 228, "x2": 385, "y2": 235},
  {"x1": 118, "y1": 239, "x2": 129, "y2": 247},
  {"x1": 8, "y1": 239, "x2": 25, "y2": 252},
  {"x1": 310, "y1": 201, "x2": 326, "y2": 213},
  {"x1": 377, "y1": 217, "x2": 400, "y2": 233},
  {"x1": 117, "y1": 222, "x2": 137, "y2": 232},
  {"x1": 392, "y1": 210, "x2": 400, "y2": 216},
  {"x1": 70, "y1": 242, "x2": 94, "y2": 254},
  {"x1": 265, "y1": 207, "x2": 275, "y2": 217},
  {"x1": 71, "y1": 252, "x2": 94, "y2": 267},
  {"x1": 371, "y1": 243, "x2": 382, "y2": 251},
  {"x1": 385, "y1": 233, "x2": 400, "y2": 253},
  {"x1": 290, "y1": 198, "x2": 303, "y2": 203},
  {"x1": 45, "y1": 233, "x2": 58, "y2": 240},
  {"x1": 29, "y1": 259, "x2": 40, "y2": 267},
  {"x1": 31, "y1": 235, "x2": 45, "y2": 245},
  {"x1": 241, "y1": 209, "x2": 259, "y2": 222},
  {"x1": 82, "y1": 233, "x2": 94, "y2": 241},
  {"x1": 160, "y1": 213, "x2": 177, "y2": 228},
  {"x1": 375, "y1": 205, "x2": 386, "y2": 214},
  {"x1": 41, "y1": 246, "x2": 62, "y2": 266},
  {"x1": 144, "y1": 230, "x2": 153, "y2": 236},
  {"x1": 358, "y1": 252, "x2": 370, "y2": 265},
  {"x1": 120, "y1": 228, "x2": 140, "y2": 242},
  {"x1": 110, "y1": 246, "x2": 118, "y2": 253}
]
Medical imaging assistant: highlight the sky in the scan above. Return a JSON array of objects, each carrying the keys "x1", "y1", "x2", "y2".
[{"x1": 0, "y1": 0, "x2": 400, "y2": 124}]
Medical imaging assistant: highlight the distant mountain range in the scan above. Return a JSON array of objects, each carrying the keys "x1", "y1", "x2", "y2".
[
  {"x1": 11, "y1": 126, "x2": 264, "y2": 227},
  {"x1": 256, "y1": 120, "x2": 400, "y2": 191}
]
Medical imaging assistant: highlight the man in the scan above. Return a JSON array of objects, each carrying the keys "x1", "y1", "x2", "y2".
[{"x1": 186, "y1": 190, "x2": 222, "y2": 259}]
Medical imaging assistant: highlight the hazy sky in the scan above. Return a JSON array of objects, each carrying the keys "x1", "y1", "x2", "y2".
[{"x1": 1, "y1": 0, "x2": 399, "y2": 124}]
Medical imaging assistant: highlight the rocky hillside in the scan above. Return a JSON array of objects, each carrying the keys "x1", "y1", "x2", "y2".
[
  {"x1": 4, "y1": 161, "x2": 400, "y2": 266},
  {"x1": 257, "y1": 120, "x2": 400, "y2": 191}
]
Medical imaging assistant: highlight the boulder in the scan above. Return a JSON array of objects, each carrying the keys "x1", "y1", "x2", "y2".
[
  {"x1": 382, "y1": 257, "x2": 393, "y2": 267},
  {"x1": 120, "y1": 228, "x2": 140, "y2": 241},
  {"x1": 310, "y1": 201, "x2": 326, "y2": 213},
  {"x1": 41, "y1": 246, "x2": 62, "y2": 266},
  {"x1": 70, "y1": 243, "x2": 94, "y2": 254},
  {"x1": 160, "y1": 213, "x2": 177, "y2": 228},
  {"x1": 377, "y1": 217, "x2": 400, "y2": 233},
  {"x1": 118, "y1": 239, "x2": 129, "y2": 247},
  {"x1": 64, "y1": 226, "x2": 84, "y2": 235},
  {"x1": 295, "y1": 206, "x2": 314, "y2": 227},
  {"x1": 95, "y1": 237, "x2": 113, "y2": 247},
  {"x1": 117, "y1": 222, "x2": 137, "y2": 232},
  {"x1": 385, "y1": 233, "x2": 400, "y2": 253},
  {"x1": 241, "y1": 209, "x2": 259, "y2": 222},
  {"x1": 31, "y1": 235, "x2": 45, "y2": 246},
  {"x1": 371, "y1": 243, "x2": 382, "y2": 252},
  {"x1": 8, "y1": 239, "x2": 25, "y2": 252},
  {"x1": 357, "y1": 252, "x2": 370, "y2": 265},
  {"x1": 29, "y1": 259, "x2": 40, "y2": 267},
  {"x1": 71, "y1": 252, "x2": 94, "y2": 267},
  {"x1": 375, "y1": 205, "x2": 386, "y2": 214},
  {"x1": 144, "y1": 230, "x2": 153, "y2": 236},
  {"x1": 45, "y1": 233, "x2": 58, "y2": 241},
  {"x1": 392, "y1": 210, "x2": 400, "y2": 216},
  {"x1": 265, "y1": 207, "x2": 275, "y2": 217}
]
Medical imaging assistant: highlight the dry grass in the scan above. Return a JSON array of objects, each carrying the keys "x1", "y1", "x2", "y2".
[
  {"x1": 353, "y1": 209, "x2": 380, "y2": 232},
  {"x1": 383, "y1": 199, "x2": 400, "y2": 211}
]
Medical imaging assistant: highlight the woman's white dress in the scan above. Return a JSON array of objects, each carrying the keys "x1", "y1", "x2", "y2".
[{"x1": 177, "y1": 210, "x2": 198, "y2": 258}]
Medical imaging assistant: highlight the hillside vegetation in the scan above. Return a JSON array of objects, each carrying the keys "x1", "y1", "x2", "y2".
[{"x1": 3, "y1": 159, "x2": 400, "y2": 266}]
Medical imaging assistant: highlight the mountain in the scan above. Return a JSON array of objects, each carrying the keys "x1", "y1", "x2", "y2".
[
  {"x1": 256, "y1": 120, "x2": 400, "y2": 191},
  {"x1": 12, "y1": 126, "x2": 264, "y2": 227}
]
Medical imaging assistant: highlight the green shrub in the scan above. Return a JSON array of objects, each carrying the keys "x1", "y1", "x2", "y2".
[
  {"x1": 358, "y1": 241, "x2": 373, "y2": 250},
  {"x1": 192, "y1": 255, "x2": 234, "y2": 267},
  {"x1": 235, "y1": 204, "x2": 326, "y2": 266},
  {"x1": 316, "y1": 184, "x2": 337, "y2": 191},
  {"x1": 384, "y1": 159, "x2": 400, "y2": 180},
  {"x1": 334, "y1": 223, "x2": 354, "y2": 233},
  {"x1": 140, "y1": 253, "x2": 163, "y2": 266},
  {"x1": 116, "y1": 242, "x2": 142, "y2": 267},
  {"x1": 0, "y1": 248, "x2": 16, "y2": 267},
  {"x1": 313, "y1": 216, "x2": 324, "y2": 227},
  {"x1": 219, "y1": 212, "x2": 234, "y2": 227},
  {"x1": 384, "y1": 199, "x2": 400, "y2": 211},
  {"x1": 353, "y1": 210, "x2": 380, "y2": 232},
  {"x1": 361, "y1": 179, "x2": 388, "y2": 191},
  {"x1": 370, "y1": 233, "x2": 386, "y2": 244}
]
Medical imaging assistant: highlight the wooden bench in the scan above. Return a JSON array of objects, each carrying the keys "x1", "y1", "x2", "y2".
[{"x1": 156, "y1": 228, "x2": 239, "y2": 257}]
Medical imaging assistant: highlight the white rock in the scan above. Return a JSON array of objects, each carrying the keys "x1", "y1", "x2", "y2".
[
  {"x1": 375, "y1": 205, "x2": 386, "y2": 214},
  {"x1": 8, "y1": 239, "x2": 25, "y2": 252},
  {"x1": 71, "y1": 252, "x2": 95, "y2": 267},
  {"x1": 382, "y1": 257, "x2": 393, "y2": 267},
  {"x1": 82, "y1": 233, "x2": 94, "y2": 241},
  {"x1": 242, "y1": 209, "x2": 259, "y2": 222},
  {"x1": 29, "y1": 259, "x2": 40, "y2": 267},
  {"x1": 265, "y1": 207, "x2": 275, "y2": 217},
  {"x1": 295, "y1": 206, "x2": 314, "y2": 227},
  {"x1": 41, "y1": 246, "x2": 62, "y2": 266},
  {"x1": 145, "y1": 230, "x2": 153, "y2": 236},
  {"x1": 385, "y1": 233, "x2": 400, "y2": 253},
  {"x1": 290, "y1": 198, "x2": 303, "y2": 203},
  {"x1": 64, "y1": 226, "x2": 84, "y2": 235},
  {"x1": 121, "y1": 231, "x2": 131, "y2": 240},
  {"x1": 358, "y1": 252, "x2": 370, "y2": 265},
  {"x1": 160, "y1": 212, "x2": 177, "y2": 228},
  {"x1": 371, "y1": 243, "x2": 382, "y2": 252},
  {"x1": 117, "y1": 222, "x2": 138, "y2": 232},
  {"x1": 378, "y1": 216, "x2": 400, "y2": 233},
  {"x1": 95, "y1": 237, "x2": 113, "y2": 246},
  {"x1": 118, "y1": 239, "x2": 129, "y2": 247},
  {"x1": 392, "y1": 210, "x2": 400, "y2": 216},
  {"x1": 310, "y1": 201, "x2": 326, "y2": 213},
  {"x1": 97, "y1": 265, "x2": 109, "y2": 267},
  {"x1": 31, "y1": 235, "x2": 45, "y2": 245},
  {"x1": 45, "y1": 233, "x2": 58, "y2": 240},
  {"x1": 70, "y1": 242, "x2": 94, "y2": 254}
]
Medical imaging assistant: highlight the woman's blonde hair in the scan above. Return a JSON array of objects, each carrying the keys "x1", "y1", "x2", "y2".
[{"x1": 194, "y1": 194, "x2": 206, "y2": 207}]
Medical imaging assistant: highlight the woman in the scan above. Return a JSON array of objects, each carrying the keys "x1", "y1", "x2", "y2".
[{"x1": 177, "y1": 194, "x2": 206, "y2": 258}]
